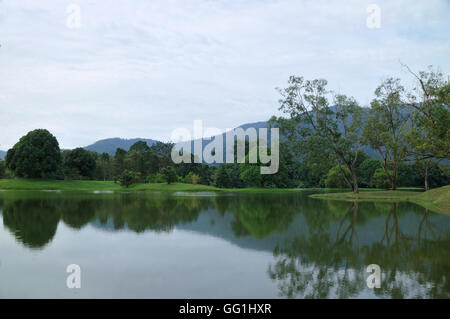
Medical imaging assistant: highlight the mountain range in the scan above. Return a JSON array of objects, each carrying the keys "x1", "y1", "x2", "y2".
[
  {"x1": 0, "y1": 121, "x2": 269, "y2": 159},
  {"x1": 83, "y1": 138, "x2": 159, "y2": 155},
  {"x1": 0, "y1": 119, "x2": 378, "y2": 160}
]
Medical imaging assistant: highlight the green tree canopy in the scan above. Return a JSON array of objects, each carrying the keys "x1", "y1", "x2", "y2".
[
  {"x1": 325, "y1": 165, "x2": 351, "y2": 189},
  {"x1": 6, "y1": 129, "x2": 62, "y2": 178},
  {"x1": 0, "y1": 160, "x2": 5, "y2": 178},
  {"x1": 162, "y1": 166, "x2": 178, "y2": 184},
  {"x1": 63, "y1": 148, "x2": 96, "y2": 179},
  {"x1": 371, "y1": 168, "x2": 392, "y2": 189},
  {"x1": 119, "y1": 170, "x2": 137, "y2": 188},
  {"x1": 358, "y1": 158, "x2": 381, "y2": 188},
  {"x1": 276, "y1": 76, "x2": 364, "y2": 193},
  {"x1": 363, "y1": 78, "x2": 410, "y2": 190},
  {"x1": 129, "y1": 141, "x2": 151, "y2": 153},
  {"x1": 215, "y1": 164, "x2": 231, "y2": 188}
]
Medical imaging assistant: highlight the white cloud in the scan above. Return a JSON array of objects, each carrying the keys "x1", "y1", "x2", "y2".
[{"x1": 0, "y1": 0, "x2": 449, "y2": 149}]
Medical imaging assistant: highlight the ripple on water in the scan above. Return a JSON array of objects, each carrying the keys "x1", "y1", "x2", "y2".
[
  {"x1": 91, "y1": 190, "x2": 114, "y2": 194},
  {"x1": 172, "y1": 192, "x2": 218, "y2": 197}
]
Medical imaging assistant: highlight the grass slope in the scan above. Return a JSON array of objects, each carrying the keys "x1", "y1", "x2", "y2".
[
  {"x1": 0, "y1": 179, "x2": 221, "y2": 192},
  {"x1": 0, "y1": 178, "x2": 303, "y2": 193},
  {"x1": 310, "y1": 185, "x2": 450, "y2": 215}
]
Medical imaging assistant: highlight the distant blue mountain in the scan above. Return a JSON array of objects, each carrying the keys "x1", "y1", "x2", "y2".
[
  {"x1": 0, "y1": 117, "x2": 380, "y2": 160},
  {"x1": 83, "y1": 138, "x2": 159, "y2": 155},
  {"x1": 186, "y1": 119, "x2": 380, "y2": 161}
]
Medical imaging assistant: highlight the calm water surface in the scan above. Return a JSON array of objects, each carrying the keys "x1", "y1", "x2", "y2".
[{"x1": 0, "y1": 190, "x2": 449, "y2": 298}]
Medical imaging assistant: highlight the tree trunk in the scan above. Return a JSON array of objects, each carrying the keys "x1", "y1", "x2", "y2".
[
  {"x1": 337, "y1": 162, "x2": 353, "y2": 191},
  {"x1": 352, "y1": 170, "x2": 359, "y2": 194},
  {"x1": 391, "y1": 181, "x2": 397, "y2": 191},
  {"x1": 391, "y1": 163, "x2": 398, "y2": 191},
  {"x1": 424, "y1": 165, "x2": 429, "y2": 191},
  {"x1": 391, "y1": 168, "x2": 397, "y2": 191}
]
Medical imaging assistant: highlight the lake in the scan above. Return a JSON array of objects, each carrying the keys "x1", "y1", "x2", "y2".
[{"x1": 0, "y1": 190, "x2": 448, "y2": 298}]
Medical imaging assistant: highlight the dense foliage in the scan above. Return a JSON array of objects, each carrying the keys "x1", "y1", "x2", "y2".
[
  {"x1": 2, "y1": 66, "x2": 448, "y2": 190},
  {"x1": 272, "y1": 65, "x2": 449, "y2": 192},
  {"x1": 5, "y1": 129, "x2": 62, "y2": 178}
]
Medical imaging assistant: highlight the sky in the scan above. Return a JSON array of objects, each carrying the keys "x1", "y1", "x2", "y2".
[{"x1": 0, "y1": 0, "x2": 449, "y2": 150}]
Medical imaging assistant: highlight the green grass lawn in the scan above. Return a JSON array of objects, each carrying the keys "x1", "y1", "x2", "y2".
[
  {"x1": 310, "y1": 185, "x2": 450, "y2": 215},
  {"x1": 0, "y1": 178, "x2": 305, "y2": 193},
  {"x1": 0, "y1": 179, "x2": 221, "y2": 192}
]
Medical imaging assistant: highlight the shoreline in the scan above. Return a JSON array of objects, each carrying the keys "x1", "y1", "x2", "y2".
[
  {"x1": 0, "y1": 178, "x2": 448, "y2": 214},
  {"x1": 310, "y1": 186, "x2": 450, "y2": 215},
  {"x1": 0, "y1": 179, "x2": 304, "y2": 193}
]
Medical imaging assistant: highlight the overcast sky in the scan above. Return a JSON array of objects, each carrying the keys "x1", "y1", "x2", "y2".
[{"x1": 0, "y1": 0, "x2": 449, "y2": 150}]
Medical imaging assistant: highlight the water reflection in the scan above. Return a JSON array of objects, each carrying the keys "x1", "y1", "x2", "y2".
[
  {"x1": 2, "y1": 198, "x2": 60, "y2": 249},
  {"x1": 268, "y1": 202, "x2": 450, "y2": 298},
  {"x1": 0, "y1": 191, "x2": 448, "y2": 298}
]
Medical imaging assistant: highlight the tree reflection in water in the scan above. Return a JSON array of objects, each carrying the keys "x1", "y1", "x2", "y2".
[
  {"x1": 268, "y1": 202, "x2": 450, "y2": 298},
  {"x1": 0, "y1": 192, "x2": 448, "y2": 298}
]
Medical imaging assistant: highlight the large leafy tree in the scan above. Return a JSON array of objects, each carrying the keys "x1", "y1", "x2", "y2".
[
  {"x1": 215, "y1": 164, "x2": 231, "y2": 188},
  {"x1": 113, "y1": 148, "x2": 127, "y2": 179},
  {"x1": 363, "y1": 78, "x2": 410, "y2": 190},
  {"x1": 6, "y1": 129, "x2": 62, "y2": 178},
  {"x1": 62, "y1": 147, "x2": 96, "y2": 179},
  {"x1": 403, "y1": 65, "x2": 450, "y2": 190},
  {"x1": 95, "y1": 152, "x2": 113, "y2": 181},
  {"x1": 276, "y1": 76, "x2": 364, "y2": 193}
]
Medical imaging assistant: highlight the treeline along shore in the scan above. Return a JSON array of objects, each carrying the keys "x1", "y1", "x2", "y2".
[{"x1": 0, "y1": 65, "x2": 449, "y2": 199}]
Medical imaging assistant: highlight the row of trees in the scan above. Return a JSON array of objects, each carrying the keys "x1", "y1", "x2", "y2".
[
  {"x1": 1, "y1": 65, "x2": 448, "y2": 190},
  {"x1": 0, "y1": 130, "x2": 208, "y2": 187},
  {"x1": 273, "y1": 65, "x2": 449, "y2": 192},
  {"x1": 0, "y1": 127, "x2": 298, "y2": 188}
]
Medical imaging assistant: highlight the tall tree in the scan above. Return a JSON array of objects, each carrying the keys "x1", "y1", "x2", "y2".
[
  {"x1": 403, "y1": 64, "x2": 450, "y2": 190},
  {"x1": 276, "y1": 76, "x2": 364, "y2": 193},
  {"x1": 113, "y1": 148, "x2": 127, "y2": 178},
  {"x1": 96, "y1": 153, "x2": 113, "y2": 181},
  {"x1": 363, "y1": 78, "x2": 410, "y2": 190},
  {"x1": 215, "y1": 164, "x2": 231, "y2": 188},
  {"x1": 6, "y1": 129, "x2": 62, "y2": 178}
]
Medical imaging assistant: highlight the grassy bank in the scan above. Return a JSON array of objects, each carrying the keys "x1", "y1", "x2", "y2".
[
  {"x1": 0, "y1": 178, "x2": 304, "y2": 193},
  {"x1": 310, "y1": 185, "x2": 450, "y2": 215},
  {"x1": 0, "y1": 179, "x2": 222, "y2": 192},
  {"x1": 0, "y1": 179, "x2": 426, "y2": 194}
]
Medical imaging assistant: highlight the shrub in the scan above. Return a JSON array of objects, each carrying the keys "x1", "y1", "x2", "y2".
[
  {"x1": 146, "y1": 173, "x2": 164, "y2": 183},
  {"x1": 358, "y1": 158, "x2": 381, "y2": 187},
  {"x1": 240, "y1": 165, "x2": 262, "y2": 187},
  {"x1": 184, "y1": 172, "x2": 200, "y2": 185},
  {"x1": 162, "y1": 166, "x2": 178, "y2": 184},
  {"x1": 119, "y1": 170, "x2": 140, "y2": 188},
  {"x1": 325, "y1": 166, "x2": 351, "y2": 188},
  {"x1": 371, "y1": 168, "x2": 391, "y2": 189}
]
